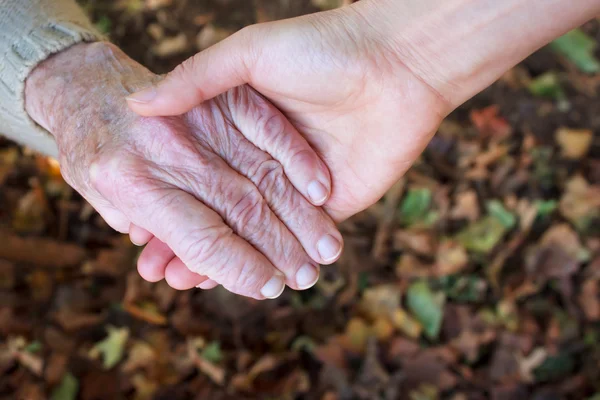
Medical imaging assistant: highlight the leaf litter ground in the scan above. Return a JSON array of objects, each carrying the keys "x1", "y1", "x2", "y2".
[{"x1": 0, "y1": 1, "x2": 599, "y2": 399}]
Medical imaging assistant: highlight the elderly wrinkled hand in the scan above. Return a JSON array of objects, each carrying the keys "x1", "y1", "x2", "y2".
[{"x1": 24, "y1": 42, "x2": 343, "y2": 299}]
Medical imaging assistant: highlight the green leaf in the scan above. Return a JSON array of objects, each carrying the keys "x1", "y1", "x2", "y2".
[
  {"x1": 51, "y1": 372, "x2": 79, "y2": 400},
  {"x1": 406, "y1": 280, "x2": 445, "y2": 340},
  {"x1": 291, "y1": 336, "x2": 317, "y2": 352},
  {"x1": 527, "y1": 72, "x2": 564, "y2": 99},
  {"x1": 94, "y1": 15, "x2": 112, "y2": 34},
  {"x1": 399, "y1": 188, "x2": 432, "y2": 226},
  {"x1": 534, "y1": 199, "x2": 558, "y2": 217},
  {"x1": 90, "y1": 326, "x2": 129, "y2": 369},
  {"x1": 550, "y1": 29, "x2": 600, "y2": 73},
  {"x1": 201, "y1": 341, "x2": 223, "y2": 364},
  {"x1": 24, "y1": 340, "x2": 42, "y2": 353},
  {"x1": 533, "y1": 352, "x2": 575, "y2": 382},
  {"x1": 485, "y1": 200, "x2": 516, "y2": 229},
  {"x1": 456, "y1": 216, "x2": 507, "y2": 254},
  {"x1": 439, "y1": 275, "x2": 487, "y2": 303}
]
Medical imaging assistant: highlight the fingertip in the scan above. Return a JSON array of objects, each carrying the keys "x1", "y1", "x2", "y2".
[
  {"x1": 165, "y1": 257, "x2": 208, "y2": 290},
  {"x1": 129, "y1": 224, "x2": 153, "y2": 246},
  {"x1": 136, "y1": 237, "x2": 174, "y2": 282},
  {"x1": 316, "y1": 234, "x2": 343, "y2": 264},
  {"x1": 260, "y1": 273, "x2": 286, "y2": 299},
  {"x1": 137, "y1": 257, "x2": 165, "y2": 282},
  {"x1": 294, "y1": 263, "x2": 320, "y2": 290}
]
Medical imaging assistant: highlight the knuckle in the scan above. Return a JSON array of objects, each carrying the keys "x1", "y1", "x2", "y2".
[
  {"x1": 249, "y1": 159, "x2": 290, "y2": 200},
  {"x1": 256, "y1": 111, "x2": 286, "y2": 146},
  {"x1": 288, "y1": 147, "x2": 318, "y2": 170},
  {"x1": 91, "y1": 151, "x2": 155, "y2": 205},
  {"x1": 133, "y1": 118, "x2": 190, "y2": 156},
  {"x1": 228, "y1": 185, "x2": 269, "y2": 234}
]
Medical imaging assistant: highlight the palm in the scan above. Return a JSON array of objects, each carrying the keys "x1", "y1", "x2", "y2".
[{"x1": 247, "y1": 16, "x2": 445, "y2": 221}]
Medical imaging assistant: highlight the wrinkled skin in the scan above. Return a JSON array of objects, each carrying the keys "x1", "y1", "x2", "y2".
[
  {"x1": 129, "y1": 6, "x2": 449, "y2": 283},
  {"x1": 25, "y1": 42, "x2": 343, "y2": 299}
]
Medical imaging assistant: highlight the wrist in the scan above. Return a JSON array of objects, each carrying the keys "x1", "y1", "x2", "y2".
[
  {"x1": 357, "y1": 0, "x2": 600, "y2": 112},
  {"x1": 25, "y1": 42, "x2": 157, "y2": 144}
]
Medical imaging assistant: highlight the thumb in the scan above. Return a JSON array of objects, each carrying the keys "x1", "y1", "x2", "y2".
[{"x1": 126, "y1": 26, "x2": 258, "y2": 116}]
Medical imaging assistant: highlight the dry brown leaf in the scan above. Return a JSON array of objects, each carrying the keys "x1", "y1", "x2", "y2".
[
  {"x1": 152, "y1": 33, "x2": 187, "y2": 57},
  {"x1": 196, "y1": 24, "x2": 232, "y2": 50},
  {"x1": 555, "y1": 128, "x2": 593, "y2": 159},
  {"x1": 578, "y1": 279, "x2": 600, "y2": 321}
]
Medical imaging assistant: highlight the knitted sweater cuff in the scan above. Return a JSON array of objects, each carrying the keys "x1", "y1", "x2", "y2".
[{"x1": 0, "y1": 0, "x2": 105, "y2": 157}]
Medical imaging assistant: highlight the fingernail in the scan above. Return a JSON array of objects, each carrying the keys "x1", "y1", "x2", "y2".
[
  {"x1": 296, "y1": 264, "x2": 319, "y2": 289},
  {"x1": 126, "y1": 86, "x2": 157, "y2": 103},
  {"x1": 197, "y1": 279, "x2": 218, "y2": 289},
  {"x1": 307, "y1": 180, "x2": 329, "y2": 205},
  {"x1": 260, "y1": 275, "x2": 285, "y2": 299},
  {"x1": 317, "y1": 235, "x2": 342, "y2": 263}
]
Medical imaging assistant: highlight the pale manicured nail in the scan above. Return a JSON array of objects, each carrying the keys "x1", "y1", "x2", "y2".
[
  {"x1": 126, "y1": 86, "x2": 157, "y2": 103},
  {"x1": 307, "y1": 180, "x2": 329, "y2": 205},
  {"x1": 260, "y1": 275, "x2": 285, "y2": 299},
  {"x1": 296, "y1": 264, "x2": 319, "y2": 289},
  {"x1": 317, "y1": 235, "x2": 342, "y2": 263}
]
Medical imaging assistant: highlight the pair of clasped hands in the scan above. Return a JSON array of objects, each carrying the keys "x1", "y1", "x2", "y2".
[{"x1": 30, "y1": 0, "x2": 585, "y2": 299}]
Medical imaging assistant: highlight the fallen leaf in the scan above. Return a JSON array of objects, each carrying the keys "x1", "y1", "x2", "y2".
[
  {"x1": 550, "y1": 28, "x2": 600, "y2": 73},
  {"x1": 578, "y1": 279, "x2": 600, "y2": 321},
  {"x1": 486, "y1": 200, "x2": 516, "y2": 229},
  {"x1": 391, "y1": 308, "x2": 423, "y2": 339},
  {"x1": 51, "y1": 372, "x2": 79, "y2": 400},
  {"x1": 152, "y1": 33, "x2": 187, "y2": 57},
  {"x1": 196, "y1": 24, "x2": 232, "y2": 50},
  {"x1": 311, "y1": 0, "x2": 351, "y2": 10},
  {"x1": 527, "y1": 72, "x2": 564, "y2": 99},
  {"x1": 0, "y1": 230, "x2": 86, "y2": 268},
  {"x1": 470, "y1": 105, "x2": 512, "y2": 140},
  {"x1": 360, "y1": 285, "x2": 402, "y2": 320},
  {"x1": 518, "y1": 347, "x2": 547, "y2": 383},
  {"x1": 122, "y1": 341, "x2": 156, "y2": 373},
  {"x1": 201, "y1": 341, "x2": 223, "y2": 364},
  {"x1": 394, "y1": 230, "x2": 436, "y2": 255},
  {"x1": 131, "y1": 373, "x2": 157, "y2": 400},
  {"x1": 399, "y1": 188, "x2": 435, "y2": 227},
  {"x1": 556, "y1": 128, "x2": 593, "y2": 159},
  {"x1": 435, "y1": 240, "x2": 469, "y2": 276},
  {"x1": 124, "y1": 302, "x2": 167, "y2": 326},
  {"x1": 145, "y1": 0, "x2": 172, "y2": 10},
  {"x1": 559, "y1": 175, "x2": 600, "y2": 231},
  {"x1": 53, "y1": 309, "x2": 105, "y2": 332},
  {"x1": 89, "y1": 326, "x2": 129, "y2": 369},
  {"x1": 450, "y1": 189, "x2": 480, "y2": 222},
  {"x1": 406, "y1": 280, "x2": 445, "y2": 340},
  {"x1": 456, "y1": 216, "x2": 507, "y2": 254}
]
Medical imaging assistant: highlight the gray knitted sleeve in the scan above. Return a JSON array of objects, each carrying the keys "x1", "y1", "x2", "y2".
[{"x1": 0, "y1": 0, "x2": 104, "y2": 156}]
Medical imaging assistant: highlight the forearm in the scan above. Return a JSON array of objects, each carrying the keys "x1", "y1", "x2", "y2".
[
  {"x1": 24, "y1": 41, "x2": 159, "y2": 181},
  {"x1": 0, "y1": 0, "x2": 103, "y2": 156},
  {"x1": 356, "y1": 0, "x2": 600, "y2": 111}
]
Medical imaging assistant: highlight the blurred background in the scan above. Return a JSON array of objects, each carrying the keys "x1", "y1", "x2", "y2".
[{"x1": 0, "y1": 1, "x2": 599, "y2": 399}]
